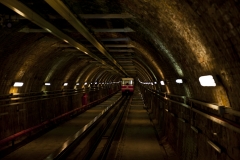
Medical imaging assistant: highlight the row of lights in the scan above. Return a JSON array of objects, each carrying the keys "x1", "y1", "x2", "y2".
[
  {"x1": 13, "y1": 81, "x2": 121, "y2": 87},
  {"x1": 139, "y1": 79, "x2": 183, "y2": 86},
  {"x1": 138, "y1": 75, "x2": 217, "y2": 87}
]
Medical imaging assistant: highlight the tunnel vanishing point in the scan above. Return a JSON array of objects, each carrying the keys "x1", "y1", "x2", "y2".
[{"x1": 0, "y1": 0, "x2": 240, "y2": 160}]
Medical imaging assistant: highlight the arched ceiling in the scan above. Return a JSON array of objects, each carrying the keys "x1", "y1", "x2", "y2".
[{"x1": 0, "y1": 0, "x2": 240, "y2": 110}]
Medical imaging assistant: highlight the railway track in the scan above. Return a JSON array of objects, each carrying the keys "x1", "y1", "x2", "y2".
[{"x1": 45, "y1": 95, "x2": 132, "y2": 160}]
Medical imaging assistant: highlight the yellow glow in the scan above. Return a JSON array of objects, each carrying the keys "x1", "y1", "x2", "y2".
[
  {"x1": 9, "y1": 87, "x2": 18, "y2": 94},
  {"x1": 12, "y1": 8, "x2": 26, "y2": 17},
  {"x1": 162, "y1": 1, "x2": 209, "y2": 68}
]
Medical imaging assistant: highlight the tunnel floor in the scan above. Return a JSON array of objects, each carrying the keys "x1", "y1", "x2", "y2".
[
  {"x1": 2, "y1": 90, "x2": 168, "y2": 160},
  {"x1": 112, "y1": 90, "x2": 167, "y2": 160},
  {"x1": 1, "y1": 93, "x2": 121, "y2": 160}
]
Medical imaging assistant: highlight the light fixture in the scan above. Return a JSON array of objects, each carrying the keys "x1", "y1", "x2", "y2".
[
  {"x1": 45, "y1": 83, "x2": 51, "y2": 86},
  {"x1": 160, "y1": 81, "x2": 165, "y2": 85},
  {"x1": 154, "y1": 82, "x2": 157, "y2": 84},
  {"x1": 76, "y1": 83, "x2": 79, "y2": 86},
  {"x1": 207, "y1": 140, "x2": 221, "y2": 153},
  {"x1": 13, "y1": 82, "x2": 24, "y2": 87},
  {"x1": 199, "y1": 75, "x2": 216, "y2": 87},
  {"x1": 95, "y1": 82, "x2": 97, "y2": 84},
  {"x1": 45, "y1": 28, "x2": 52, "y2": 33},
  {"x1": 63, "y1": 39, "x2": 69, "y2": 43},
  {"x1": 176, "y1": 79, "x2": 183, "y2": 84},
  {"x1": 191, "y1": 126, "x2": 199, "y2": 133},
  {"x1": 63, "y1": 83, "x2": 68, "y2": 86},
  {"x1": 84, "y1": 82, "x2": 87, "y2": 85}
]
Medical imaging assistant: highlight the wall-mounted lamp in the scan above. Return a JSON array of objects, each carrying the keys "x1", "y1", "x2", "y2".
[
  {"x1": 63, "y1": 39, "x2": 69, "y2": 43},
  {"x1": 199, "y1": 75, "x2": 216, "y2": 87},
  {"x1": 176, "y1": 79, "x2": 183, "y2": 84},
  {"x1": 45, "y1": 83, "x2": 51, "y2": 86},
  {"x1": 191, "y1": 126, "x2": 199, "y2": 133},
  {"x1": 13, "y1": 82, "x2": 24, "y2": 87},
  {"x1": 207, "y1": 140, "x2": 221, "y2": 153},
  {"x1": 160, "y1": 81, "x2": 165, "y2": 85}
]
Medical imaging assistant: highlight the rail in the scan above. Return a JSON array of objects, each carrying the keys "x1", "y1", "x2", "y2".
[
  {"x1": 0, "y1": 89, "x2": 83, "y2": 106},
  {"x1": 45, "y1": 95, "x2": 124, "y2": 160},
  {"x1": 145, "y1": 87, "x2": 240, "y2": 118},
  {"x1": 143, "y1": 87, "x2": 240, "y2": 134},
  {"x1": 0, "y1": 90, "x2": 119, "y2": 147}
]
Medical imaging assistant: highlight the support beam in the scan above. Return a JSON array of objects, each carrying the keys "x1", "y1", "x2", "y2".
[
  {"x1": 19, "y1": 28, "x2": 48, "y2": 33},
  {"x1": 79, "y1": 13, "x2": 134, "y2": 19},
  {"x1": 0, "y1": 0, "x2": 123, "y2": 76},
  {"x1": 101, "y1": 37, "x2": 131, "y2": 41},
  {"x1": 53, "y1": 44, "x2": 74, "y2": 47},
  {"x1": 108, "y1": 49, "x2": 135, "y2": 52},
  {"x1": 45, "y1": 0, "x2": 128, "y2": 76},
  {"x1": 105, "y1": 44, "x2": 134, "y2": 48},
  {"x1": 92, "y1": 27, "x2": 134, "y2": 33}
]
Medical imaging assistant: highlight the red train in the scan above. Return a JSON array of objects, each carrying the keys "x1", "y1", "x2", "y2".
[{"x1": 121, "y1": 78, "x2": 134, "y2": 95}]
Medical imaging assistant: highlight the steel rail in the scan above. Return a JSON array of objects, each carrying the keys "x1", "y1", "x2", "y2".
[
  {"x1": 98, "y1": 96, "x2": 132, "y2": 160},
  {"x1": 44, "y1": 94, "x2": 124, "y2": 160}
]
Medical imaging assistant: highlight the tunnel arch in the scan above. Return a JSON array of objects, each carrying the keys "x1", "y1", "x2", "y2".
[{"x1": 0, "y1": 1, "x2": 240, "y2": 159}]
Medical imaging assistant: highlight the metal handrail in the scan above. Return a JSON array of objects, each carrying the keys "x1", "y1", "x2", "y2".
[
  {"x1": 0, "y1": 90, "x2": 119, "y2": 146},
  {"x1": 145, "y1": 87, "x2": 240, "y2": 118},
  {"x1": 142, "y1": 87, "x2": 240, "y2": 134}
]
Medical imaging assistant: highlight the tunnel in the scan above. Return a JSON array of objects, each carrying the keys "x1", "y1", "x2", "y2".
[{"x1": 0, "y1": 0, "x2": 240, "y2": 159}]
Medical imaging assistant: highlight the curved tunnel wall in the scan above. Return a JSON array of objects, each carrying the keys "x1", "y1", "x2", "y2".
[{"x1": 0, "y1": 0, "x2": 240, "y2": 159}]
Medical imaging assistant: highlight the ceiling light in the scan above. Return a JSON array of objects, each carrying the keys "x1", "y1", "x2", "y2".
[
  {"x1": 45, "y1": 83, "x2": 51, "y2": 86},
  {"x1": 63, "y1": 83, "x2": 68, "y2": 86},
  {"x1": 13, "y1": 82, "x2": 24, "y2": 87},
  {"x1": 199, "y1": 75, "x2": 216, "y2": 87},
  {"x1": 160, "y1": 81, "x2": 165, "y2": 85},
  {"x1": 176, "y1": 79, "x2": 183, "y2": 84},
  {"x1": 76, "y1": 83, "x2": 79, "y2": 86}
]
